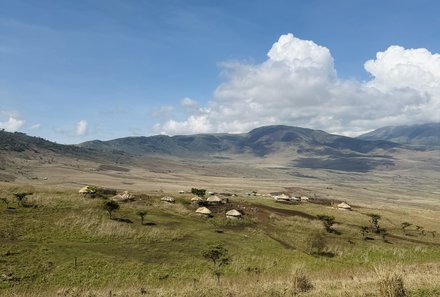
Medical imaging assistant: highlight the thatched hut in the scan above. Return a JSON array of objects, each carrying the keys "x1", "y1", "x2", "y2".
[
  {"x1": 191, "y1": 196, "x2": 203, "y2": 203},
  {"x1": 207, "y1": 195, "x2": 222, "y2": 204},
  {"x1": 337, "y1": 202, "x2": 352, "y2": 211},
  {"x1": 111, "y1": 191, "x2": 135, "y2": 202},
  {"x1": 161, "y1": 196, "x2": 175, "y2": 203},
  {"x1": 195, "y1": 207, "x2": 212, "y2": 217},
  {"x1": 226, "y1": 209, "x2": 242, "y2": 219},
  {"x1": 78, "y1": 185, "x2": 96, "y2": 195}
]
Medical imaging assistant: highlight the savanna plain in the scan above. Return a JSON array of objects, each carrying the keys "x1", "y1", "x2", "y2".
[{"x1": 1, "y1": 143, "x2": 440, "y2": 297}]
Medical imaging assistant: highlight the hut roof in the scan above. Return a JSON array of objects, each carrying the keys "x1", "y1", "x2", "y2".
[
  {"x1": 112, "y1": 191, "x2": 135, "y2": 202},
  {"x1": 78, "y1": 185, "x2": 96, "y2": 194},
  {"x1": 226, "y1": 209, "x2": 242, "y2": 217},
  {"x1": 191, "y1": 196, "x2": 203, "y2": 201},
  {"x1": 161, "y1": 196, "x2": 175, "y2": 202},
  {"x1": 196, "y1": 207, "x2": 212, "y2": 215},
  {"x1": 207, "y1": 195, "x2": 222, "y2": 202},
  {"x1": 337, "y1": 202, "x2": 352, "y2": 209},
  {"x1": 276, "y1": 193, "x2": 290, "y2": 199}
]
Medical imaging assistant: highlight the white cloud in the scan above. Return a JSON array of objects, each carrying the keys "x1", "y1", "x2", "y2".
[
  {"x1": 75, "y1": 120, "x2": 88, "y2": 136},
  {"x1": 30, "y1": 123, "x2": 41, "y2": 130},
  {"x1": 155, "y1": 33, "x2": 440, "y2": 136},
  {"x1": 180, "y1": 97, "x2": 198, "y2": 108},
  {"x1": 0, "y1": 116, "x2": 25, "y2": 132}
]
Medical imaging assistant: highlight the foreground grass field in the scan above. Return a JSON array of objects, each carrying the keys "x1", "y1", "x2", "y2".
[{"x1": 1, "y1": 183, "x2": 439, "y2": 296}]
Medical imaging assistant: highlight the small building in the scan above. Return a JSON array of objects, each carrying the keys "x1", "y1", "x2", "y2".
[
  {"x1": 226, "y1": 209, "x2": 242, "y2": 219},
  {"x1": 300, "y1": 196, "x2": 309, "y2": 201},
  {"x1": 178, "y1": 190, "x2": 185, "y2": 194},
  {"x1": 191, "y1": 196, "x2": 203, "y2": 203},
  {"x1": 195, "y1": 207, "x2": 212, "y2": 217},
  {"x1": 161, "y1": 196, "x2": 175, "y2": 203},
  {"x1": 78, "y1": 185, "x2": 96, "y2": 195},
  {"x1": 207, "y1": 195, "x2": 222, "y2": 204},
  {"x1": 111, "y1": 191, "x2": 135, "y2": 202},
  {"x1": 337, "y1": 202, "x2": 352, "y2": 211}
]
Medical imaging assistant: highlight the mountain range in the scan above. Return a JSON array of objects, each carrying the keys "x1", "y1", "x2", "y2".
[
  {"x1": 358, "y1": 122, "x2": 440, "y2": 147},
  {"x1": 0, "y1": 123, "x2": 438, "y2": 181}
]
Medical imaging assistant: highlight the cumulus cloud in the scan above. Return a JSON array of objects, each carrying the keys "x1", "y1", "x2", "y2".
[
  {"x1": 180, "y1": 97, "x2": 198, "y2": 108},
  {"x1": 155, "y1": 33, "x2": 440, "y2": 136},
  {"x1": 75, "y1": 120, "x2": 88, "y2": 136},
  {"x1": 0, "y1": 116, "x2": 25, "y2": 132}
]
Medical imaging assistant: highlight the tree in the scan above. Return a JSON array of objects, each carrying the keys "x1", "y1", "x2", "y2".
[
  {"x1": 360, "y1": 226, "x2": 370, "y2": 240},
  {"x1": 103, "y1": 201, "x2": 119, "y2": 219},
  {"x1": 191, "y1": 188, "x2": 206, "y2": 197},
  {"x1": 415, "y1": 225, "x2": 425, "y2": 236},
  {"x1": 317, "y1": 215, "x2": 336, "y2": 233},
  {"x1": 14, "y1": 192, "x2": 33, "y2": 207},
  {"x1": 0, "y1": 197, "x2": 10, "y2": 208},
  {"x1": 202, "y1": 245, "x2": 231, "y2": 284},
  {"x1": 401, "y1": 222, "x2": 412, "y2": 235},
  {"x1": 368, "y1": 213, "x2": 381, "y2": 233},
  {"x1": 137, "y1": 210, "x2": 147, "y2": 225}
]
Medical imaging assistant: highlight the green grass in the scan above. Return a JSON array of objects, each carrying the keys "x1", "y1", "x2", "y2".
[{"x1": 1, "y1": 185, "x2": 439, "y2": 296}]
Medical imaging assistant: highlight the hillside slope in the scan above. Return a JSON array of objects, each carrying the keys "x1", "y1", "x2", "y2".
[
  {"x1": 358, "y1": 123, "x2": 440, "y2": 147},
  {"x1": 80, "y1": 125, "x2": 399, "y2": 157}
]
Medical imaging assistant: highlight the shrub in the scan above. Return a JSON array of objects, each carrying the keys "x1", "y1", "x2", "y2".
[
  {"x1": 291, "y1": 266, "x2": 313, "y2": 293},
  {"x1": 375, "y1": 265, "x2": 407, "y2": 297},
  {"x1": 317, "y1": 214, "x2": 336, "y2": 233},
  {"x1": 103, "y1": 200, "x2": 120, "y2": 219}
]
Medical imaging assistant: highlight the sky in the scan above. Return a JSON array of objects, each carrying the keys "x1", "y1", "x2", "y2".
[{"x1": 1, "y1": 0, "x2": 439, "y2": 144}]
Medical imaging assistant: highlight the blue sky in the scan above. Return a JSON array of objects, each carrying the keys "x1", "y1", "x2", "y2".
[{"x1": 1, "y1": 0, "x2": 439, "y2": 143}]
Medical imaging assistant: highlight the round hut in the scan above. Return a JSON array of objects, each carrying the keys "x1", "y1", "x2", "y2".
[
  {"x1": 226, "y1": 209, "x2": 242, "y2": 219},
  {"x1": 195, "y1": 207, "x2": 212, "y2": 217},
  {"x1": 161, "y1": 196, "x2": 176, "y2": 203},
  {"x1": 207, "y1": 195, "x2": 222, "y2": 204},
  {"x1": 191, "y1": 196, "x2": 203, "y2": 203},
  {"x1": 337, "y1": 202, "x2": 352, "y2": 211}
]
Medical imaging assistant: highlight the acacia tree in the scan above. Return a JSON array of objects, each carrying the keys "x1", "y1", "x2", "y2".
[
  {"x1": 368, "y1": 213, "x2": 381, "y2": 233},
  {"x1": 191, "y1": 188, "x2": 206, "y2": 197},
  {"x1": 14, "y1": 192, "x2": 33, "y2": 207},
  {"x1": 103, "y1": 201, "x2": 119, "y2": 219},
  {"x1": 137, "y1": 210, "x2": 147, "y2": 225},
  {"x1": 317, "y1": 215, "x2": 336, "y2": 233},
  {"x1": 202, "y1": 245, "x2": 231, "y2": 284},
  {"x1": 401, "y1": 222, "x2": 412, "y2": 235}
]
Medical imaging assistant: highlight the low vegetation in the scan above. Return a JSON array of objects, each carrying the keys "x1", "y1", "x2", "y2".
[{"x1": 0, "y1": 183, "x2": 439, "y2": 297}]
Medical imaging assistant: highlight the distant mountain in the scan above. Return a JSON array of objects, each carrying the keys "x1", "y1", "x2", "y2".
[
  {"x1": 0, "y1": 130, "x2": 127, "y2": 162},
  {"x1": 80, "y1": 125, "x2": 399, "y2": 157},
  {"x1": 1, "y1": 126, "x2": 401, "y2": 174},
  {"x1": 358, "y1": 123, "x2": 440, "y2": 147}
]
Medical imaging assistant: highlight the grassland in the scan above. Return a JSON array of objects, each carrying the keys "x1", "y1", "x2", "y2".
[{"x1": 1, "y1": 182, "x2": 439, "y2": 297}]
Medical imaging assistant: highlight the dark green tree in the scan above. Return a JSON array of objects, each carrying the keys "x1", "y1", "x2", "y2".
[
  {"x1": 368, "y1": 213, "x2": 381, "y2": 233},
  {"x1": 317, "y1": 215, "x2": 336, "y2": 233},
  {"x1": 202, "y1": 245, "x2": 231, "y2": 284},
  {"x1": 103, "y1": 201, "x2": 119, "y2": 219},
  {"x1": 14, "y1": 192, "x2": 33, "y2": 207},
  {"x1": 191, "y1": 188, "x2": 206, "y2": 197},
  {"x1": 137, "y1": 210, "x2": 147, "y2": 225}
]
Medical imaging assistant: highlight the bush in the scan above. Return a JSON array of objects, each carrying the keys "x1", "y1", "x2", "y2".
[
  {"x1": 291, "y1": 266, "x2": 313, "y2": 293},
  {"x1": 375, "y1": 266, "x2": 407, "y2": 297}
]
